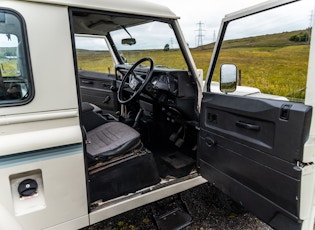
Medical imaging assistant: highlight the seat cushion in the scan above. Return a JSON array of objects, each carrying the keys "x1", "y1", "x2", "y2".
[{"x1": 87, "y1": 121, "x2": 140, "y2": 159}]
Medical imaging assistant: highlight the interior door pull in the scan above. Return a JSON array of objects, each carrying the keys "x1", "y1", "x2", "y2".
[
  {"x1": 236, "y1": 121, "x2": 260, "y2": 131},
  {"x1": 82, "y1": 80, "x2": 93, "y2": 84},
  {"x1": 205, "y1": 137, "x2": 216, "y2": 147}
]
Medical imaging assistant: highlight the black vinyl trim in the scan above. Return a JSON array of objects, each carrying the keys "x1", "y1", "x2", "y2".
[{"x1": 200, "y1": 159, "x2": 302, "y2": 230}]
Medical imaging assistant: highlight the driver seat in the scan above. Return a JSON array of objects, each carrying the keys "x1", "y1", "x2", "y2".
[
  {"x1": 87, "y1": 121, "x2": 141, "y2": 160},
  {"x1": 82, "y1": 102, "x2": 141, "y2": 161}
]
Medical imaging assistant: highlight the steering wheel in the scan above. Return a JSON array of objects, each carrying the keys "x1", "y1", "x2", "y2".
[{"x1": 118, "y1": 57, "x2": 154, "y2": 104}]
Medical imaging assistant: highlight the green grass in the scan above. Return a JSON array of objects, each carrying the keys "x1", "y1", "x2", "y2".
[
  {"x1": 196, "y1": 45, "x2": 309, "y2": 99},
  {"x1": 77, "y1": 30, "x2": 310, "y2": 100},
  {"x1": 76, "y1": 50, "x2": 114, "y2": 73},
  {"x1": 191, "y1": 30, "x2": 310, "y2": 100},
  {"x1": 0, "y1": 59, "x2": 18, "y2": 76}
]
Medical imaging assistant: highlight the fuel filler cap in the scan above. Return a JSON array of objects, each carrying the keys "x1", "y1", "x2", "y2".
[{"x1": 18, "y1": 179, "x2": 38, "y2": 197}]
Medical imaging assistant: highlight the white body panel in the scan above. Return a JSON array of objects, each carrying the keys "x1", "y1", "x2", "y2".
[
  {"x1": 300, "y1": 2, "x2": 315, "y2": 229},
  {"x1": 18, "y1": 0, "x2": 178, "y2": 19},
  {"x1": 0, "y1": 1, "x2": 88, "y2": 229},
  {"x1": 89, "y1": 176, "x2": 207, "y2": 224}
]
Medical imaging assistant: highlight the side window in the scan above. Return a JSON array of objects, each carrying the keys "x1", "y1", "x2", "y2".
[
  {"x1": 212, "y1": 0, "x2": 312, "y2": 103},
  {"x1": 75, "y1": 35, "x2": 115, "y2": 74},
  {"x1": 0, "y1": 10, "x2": 32, "y2": 105}
]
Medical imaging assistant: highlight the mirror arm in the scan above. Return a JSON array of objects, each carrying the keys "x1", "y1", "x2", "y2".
[{"x1": 121, "y1": 25, "x2": 133, "y2": 39}]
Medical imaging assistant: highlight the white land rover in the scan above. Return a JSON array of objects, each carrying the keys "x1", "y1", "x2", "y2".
[{"x1": 0, "y1": 0, "x2": 315, "y2": 229}]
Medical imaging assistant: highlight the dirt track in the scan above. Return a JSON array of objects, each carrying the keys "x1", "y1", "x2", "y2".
[{"x1": 83, "y1": 183, "x2": 272, "y2": 230}]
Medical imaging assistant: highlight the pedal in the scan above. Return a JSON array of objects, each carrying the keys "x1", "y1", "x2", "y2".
[
  {"x1": 175, "y1": 138, "x2": 184, "y2": 148},
  {"x1": 169, "y1": 132, "x2": 178, "y2": 142},
  {"x1": 169, "y1": 127, "x2": 183, "y2": 142},
  {"x1": 153, "y1": 194, "x2": 192, "y2": 230}
]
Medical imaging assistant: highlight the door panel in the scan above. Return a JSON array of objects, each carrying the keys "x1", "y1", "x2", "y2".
[
  {"x1": 79, "y1": 70, "x2": 119, "y2": 114},
  {"x1": 198, "y1": 92, "x2": 312, "y2": 229}
]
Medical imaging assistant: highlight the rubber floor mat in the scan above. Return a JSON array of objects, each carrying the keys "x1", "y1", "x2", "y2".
[{"x1": 160, "y1": 151, "x2": 195, "y2": 169}]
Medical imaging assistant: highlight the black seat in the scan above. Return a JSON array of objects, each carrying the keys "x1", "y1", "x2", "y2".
[
  {"x1": 81, "y1": 102, "x2": 141, "y2": 160},
  {"x1": 86, "y1": 121, "x2": 141, "y2": 160}
]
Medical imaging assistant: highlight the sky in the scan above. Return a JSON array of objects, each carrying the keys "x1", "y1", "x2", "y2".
[
  {"x1": 147, "y1": 0, "x2": 314, "y2": 47},
  {"x1": 71, "y1": 0, "x2": 313, "y2": 50},
  {"x1": 146, "y1": 0, "x2": 266, "y2": 46}
]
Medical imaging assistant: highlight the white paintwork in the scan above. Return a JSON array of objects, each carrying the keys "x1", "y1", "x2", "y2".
[
  {"x1": 90, "y1": 176, "x2": 207, "y2": 224},
  {"x1": 210, "y1": 81, "x2": 289, "y2": 100},
  {"x1": 300, "y1": 1, "x2": 315, "y2": 229},
  {"x1": 224, "y1": 0, "x2": 299, "y2": 21},
  {"x1": 0, "y1": 2, "x2": 89, "y2": 229},
  {"x1": 16, "y1": 0, "x2": 178, "y2": 19},
  {"x1": 0, "y1": 204, "x2": 22, "y2": 230}
]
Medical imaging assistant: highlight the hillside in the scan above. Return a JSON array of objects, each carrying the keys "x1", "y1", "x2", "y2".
[
  {"x1": 0, "y1": 47, "x2": 16, "y2": 57},
  {"x1": 192, "y1": 30, "x2": 310, "y2": 51},
  {"x1": 190, "y1": 29, "x2": 310, "y2": 100}
]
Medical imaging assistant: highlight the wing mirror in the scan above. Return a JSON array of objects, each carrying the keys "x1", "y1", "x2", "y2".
[{"x1": 220, "y1": 64, "x2": 237, "y2": 93}]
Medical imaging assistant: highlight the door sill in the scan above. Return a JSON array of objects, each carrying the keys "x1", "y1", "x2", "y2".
[{"x1": 89, "y1": 173, "x2": 207, "y2": 225}]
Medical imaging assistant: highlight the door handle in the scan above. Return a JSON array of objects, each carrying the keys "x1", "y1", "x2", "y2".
[
  {"x1": 205, "y1": 136, "x2": 216, "y2": 147},
  {"x1": 81, "y1": 80, "x2": 93, "y2": 84},
  {"x1": 236, "y1": 121, "x2": 260, "y2": 131}
]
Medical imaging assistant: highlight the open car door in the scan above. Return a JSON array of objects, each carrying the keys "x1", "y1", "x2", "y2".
[
  {"x1": 198, "y1": 0, "x2": 315, "y2": 229},
  {"x1": 75, "y1": 35, "x2": 119, "y2": 115}
]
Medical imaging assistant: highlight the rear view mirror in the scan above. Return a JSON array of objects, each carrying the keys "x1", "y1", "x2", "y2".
[
  {"x1": 220, "y1": 64, "x2": 237, "y2": 93},
  {"x1": 122, "y1": 38, "x2": 136, "y2": 46}
]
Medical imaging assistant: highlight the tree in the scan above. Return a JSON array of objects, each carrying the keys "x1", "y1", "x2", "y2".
[
  {"x1": 163, "y1": 44, "x2": 170, "y2": 51},
  {"x1": 289, "y1": 31, "x2": 310, "y2": 42}
]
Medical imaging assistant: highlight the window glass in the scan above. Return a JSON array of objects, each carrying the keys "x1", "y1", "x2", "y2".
[
  {"x1": 72, "y1": 11, "x2": 188, "y2": 72},
  {"x1": 110, "y1": 21, "x2": 187, "y2": 70},
  {"x1": 0, "y1": 10, "x2": 32, "y2": 104},
  {"x1": 212, "y1": 0, "x2": 312, "y2": 102},
  {"x1": 75, "y1": 35, "x2": 115, "y2": 74}
]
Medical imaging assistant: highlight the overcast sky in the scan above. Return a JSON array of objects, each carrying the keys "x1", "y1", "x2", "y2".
[
  {"x1": 147, "y1": 0, "x2": 314, "y2": 46},
  {"x1": 146, "y1": 0, "x2": 266, "y2": 46},
  {"x1": 71, "y1": 0, "x2": 314, "y2": 50}
]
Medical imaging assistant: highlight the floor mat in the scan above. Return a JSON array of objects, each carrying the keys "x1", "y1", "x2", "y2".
[
  {"x1": 160, "y1": 151, "x2": 195, "y2": 169},
  {"x1": 155, "y1": 151, "x2": 195, "y2": 178}
]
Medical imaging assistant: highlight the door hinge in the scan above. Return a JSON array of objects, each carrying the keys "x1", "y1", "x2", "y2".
[{"x1": 296, "y1": 161, "x2": 314, "y2": 169}]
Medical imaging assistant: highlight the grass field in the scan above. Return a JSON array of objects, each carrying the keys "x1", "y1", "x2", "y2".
[
  {"x1": 77, "y1": 30, "x2": 310, "y2": 100},
  {"x1": 192, "y1": 30, "x2": 310, "y2": 100},
  {"x1": 192, "y1": 45, "x2": 309, "y2": 100},
  {"x1": 0, "y1": 59, "x2": 18, "y2": 76}
]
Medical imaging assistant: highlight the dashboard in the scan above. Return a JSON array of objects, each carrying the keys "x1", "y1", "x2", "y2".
[
  {"x1": 116, "y1": 65, "x2": 195, "y2": 96},
  {"x1": 149, "y1": 73, "x2": 178, "y2": 95},
  {"x1": 116, "y1": 65, "x2": 197, "y2": 119}
]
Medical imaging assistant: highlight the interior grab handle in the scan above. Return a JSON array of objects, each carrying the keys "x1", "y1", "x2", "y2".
[{"x1": 236, "y1": 121, "x2": 260, "y2": 131}]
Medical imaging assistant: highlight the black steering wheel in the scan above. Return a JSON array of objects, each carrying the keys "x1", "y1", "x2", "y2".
[{"x1": 118, "y1": 57, "x2": 154, "y2": 104}]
